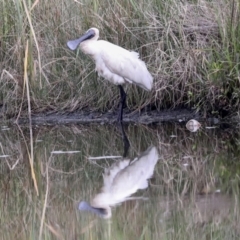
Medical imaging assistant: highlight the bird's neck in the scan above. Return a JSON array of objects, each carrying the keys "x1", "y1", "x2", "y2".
[{"x1": 80, "y1": 40, "x2": 99, "y2": 57}]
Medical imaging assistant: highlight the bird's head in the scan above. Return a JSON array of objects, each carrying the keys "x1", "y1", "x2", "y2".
[
  {"x1": 67, "y1": 27, "x2": 99, "y2": 50},
  {"x1": 86, "y1": 27, "x2": 99, "y2": 40}
]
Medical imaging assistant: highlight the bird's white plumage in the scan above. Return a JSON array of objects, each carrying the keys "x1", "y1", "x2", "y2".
[
  {"x1": 78, "y1": 28, "x2": 153, "y2": 91},
  {"x1": 90, "y1": 146, "x2": 159, "y2": 217}
]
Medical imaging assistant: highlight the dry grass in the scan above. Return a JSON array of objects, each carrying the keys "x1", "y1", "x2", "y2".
[{"x1": 0, "y1": 0, "x2": 240, "y2": 118}]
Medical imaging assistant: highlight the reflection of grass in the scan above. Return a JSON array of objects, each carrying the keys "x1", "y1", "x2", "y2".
[
  {"x1": 0, "y1": 124, "x2": 239, "y2": 239},
  {"x1": 1, "y1": 0, "x2": 240, "y2": 117}
]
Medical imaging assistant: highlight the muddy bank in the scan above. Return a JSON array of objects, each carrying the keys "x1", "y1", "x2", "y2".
[{"x1": 15, "y1": 109, "x2": 203, "y2": 125}]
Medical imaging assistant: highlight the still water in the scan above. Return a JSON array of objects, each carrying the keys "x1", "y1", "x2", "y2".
[{"x1": 0, "y1": 122, "x2": 239, "y2": 239}]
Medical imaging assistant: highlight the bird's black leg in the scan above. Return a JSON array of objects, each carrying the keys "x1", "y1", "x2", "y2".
[
  {"x1": 117, "y1": 85, "x2": 126, "y2": 122},
  {"x1": 117, "y1": 85, "x2": 129, "y2": 156},
  {"x1": 118, "y1": 121, "x2": 130, "y2": 157}
]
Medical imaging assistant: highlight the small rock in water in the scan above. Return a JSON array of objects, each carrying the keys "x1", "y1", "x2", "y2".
[{"x1": 186, "y1": 119, "x2": 201, "y2": 132}]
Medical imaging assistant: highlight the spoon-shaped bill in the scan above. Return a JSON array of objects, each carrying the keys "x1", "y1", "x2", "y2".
[
  {"x1": 67, "y1": 38, "x2": 83, "y2": 50},
  {"x1": 78, "y1": 201, "x2": 108, "y2": 218},
  {"x1": 67, "y1": 30, "x2": 95, "y2": 50}
]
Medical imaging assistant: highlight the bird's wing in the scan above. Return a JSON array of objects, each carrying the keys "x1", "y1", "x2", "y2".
[
  {"x1": 99, "y1": 41, "x2": 153, "y2": 91},
  {"x1": 102, "y1": 159, "x2": 130, "y2": 192},
  {"x1": 110, "y1": 146, "x2": 159, "y2": 198}
]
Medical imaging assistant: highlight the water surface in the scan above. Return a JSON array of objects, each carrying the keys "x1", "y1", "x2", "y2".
[{"x1": 0, "y1": 122, "x2": 239, "y2": 239}]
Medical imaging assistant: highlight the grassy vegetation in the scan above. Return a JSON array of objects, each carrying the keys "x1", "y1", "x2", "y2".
[{"x1": 1, "y1": 0, "x2": 240, "y2": 119}]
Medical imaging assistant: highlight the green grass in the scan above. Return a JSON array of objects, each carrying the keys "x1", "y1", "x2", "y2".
[{"x1": 1, "y1": 0, "x2": 240, "y2": 118}]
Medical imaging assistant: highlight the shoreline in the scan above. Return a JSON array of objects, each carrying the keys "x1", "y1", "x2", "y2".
[{"x1": 15, "y1": 109, "x2": 203, "y2": 125}]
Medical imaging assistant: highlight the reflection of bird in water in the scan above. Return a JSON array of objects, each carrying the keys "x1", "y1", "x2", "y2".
[
  {"x1": 79, "y1": 146, "x2": 159, "y2": 218},
  {"x1": 67, "y1": 27, "x2": 153, "y2": 122}
]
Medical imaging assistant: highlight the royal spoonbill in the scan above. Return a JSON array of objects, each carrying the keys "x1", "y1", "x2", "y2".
[
  {"x1": 67, "y1": 28, "x2": 153, "y2": 122},
  {"x1": 79, "y1": 146, "x2": 159, "y2": 218}
]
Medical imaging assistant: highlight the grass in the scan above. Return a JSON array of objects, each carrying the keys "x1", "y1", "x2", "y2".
[{"x1": 1, "y1": 0, "x2": 240, "y2": 119}]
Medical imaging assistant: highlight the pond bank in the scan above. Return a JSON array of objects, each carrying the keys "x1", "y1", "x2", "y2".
[{"x1": 15, "y1": 109, "x2": 205, "y2": 125}]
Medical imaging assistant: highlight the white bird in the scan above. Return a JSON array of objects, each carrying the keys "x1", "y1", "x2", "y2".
[
  {"x1": 79, "y1": 146, "x2": 159, "y2": 218},
  {"x1": 67, "y1": 27, "x2": 153, "y2": 122}
]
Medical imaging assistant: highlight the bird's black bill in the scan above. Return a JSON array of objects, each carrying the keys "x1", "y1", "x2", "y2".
[
  {"x1": 67, "y1": 29, "x2": 95, "y2": 50},
  {"x1": 78, "y1": 201, "x2": 107, "y2": 218}
]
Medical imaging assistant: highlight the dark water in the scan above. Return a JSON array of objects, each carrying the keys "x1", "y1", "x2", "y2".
[{"x1": 0, "y1": 122, "x2": 239, "y2": 239}]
